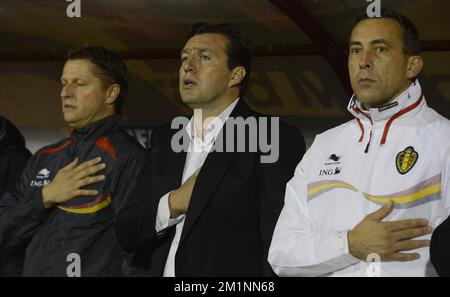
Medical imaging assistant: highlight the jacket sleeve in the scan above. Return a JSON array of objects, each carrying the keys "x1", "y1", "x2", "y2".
[
  {"x1": 114, "y1": 133, "x2": 160, "y2": 254},
  {"x1": 0, "y1": 156, "x2": 52, "y2": 253},
  {"x1": 4, "y1": 147, "x2": 31, "y2": 194},
  {"x1": 268, "y1": 141, "x2": 360, "y2": 277},
  {"x1": 430, "y1": 146, "x2": 450, "y2": 276},
  {"x1": 257, "y1": 122, "x2": 305, "y2": 276},
  {"x1": 108, "y1": 146, "x2": 147, "y2": 215}
]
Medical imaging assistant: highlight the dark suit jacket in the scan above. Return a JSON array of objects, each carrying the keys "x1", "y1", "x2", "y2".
[
  {"x1": 115, "y1": 100, "x2": 305, "y2": 276},
  {"x1": 431, "y1": 215, "x2": 450, "y2": 276}
]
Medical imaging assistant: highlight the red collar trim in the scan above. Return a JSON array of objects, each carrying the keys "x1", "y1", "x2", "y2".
[{"x1": 380, "y1": 93, "x2": 424, "y2": 144}]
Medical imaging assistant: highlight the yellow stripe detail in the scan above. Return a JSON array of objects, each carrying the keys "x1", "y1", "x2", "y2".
[
  {"x1": 363, "y1": 183, "x2": 441, "y2": 204},
  {"x1": 58, "y1": 196, "x2": 112, "y2": 214},
  {"x1": 308, "y1": 182, "x2": 357, "y2": 198}
]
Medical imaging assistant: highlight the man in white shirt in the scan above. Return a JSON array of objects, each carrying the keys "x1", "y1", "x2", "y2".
[
  {"x1": 116, "y1": 23, "x2": 306, "y2": 276},
  {"x1": 269, "y1": 8, "x2": 450, "y2": 276}
]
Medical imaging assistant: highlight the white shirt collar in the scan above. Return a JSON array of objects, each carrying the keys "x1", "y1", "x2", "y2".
[{"x1": 186, "y1": 98, "x2": 240, "y2": 146}]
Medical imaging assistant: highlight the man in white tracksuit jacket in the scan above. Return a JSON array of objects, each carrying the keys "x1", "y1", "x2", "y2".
[{"x1": 269, "y1": 9, "x2": 450, "y2": 276}]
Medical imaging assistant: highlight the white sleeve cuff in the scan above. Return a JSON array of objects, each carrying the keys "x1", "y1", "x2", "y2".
[
  {"x1": 337, "y1": 230, "x2": 360, "y2": 263},
  {"x1": 335, "y1": 230, "x2": 348, "y2": 252},
  {"x1": 155, "y1": 192, "x2": 185, "y2": 233}
]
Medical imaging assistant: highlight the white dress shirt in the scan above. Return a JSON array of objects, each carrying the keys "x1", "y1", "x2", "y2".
[{"x1": 155, "y1": 98, "x2": 239, "y2": 277}]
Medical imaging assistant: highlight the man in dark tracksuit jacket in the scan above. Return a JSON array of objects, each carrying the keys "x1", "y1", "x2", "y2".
[
  {"x1": 0, "y1": 116, "x2": 31, "y2": 196},
  {"x1": 0, "y1": 115, "x2": 31, "y2": 276},
  {"x1": 0, "y1": 47, "x2": 146, "y2": 276}
]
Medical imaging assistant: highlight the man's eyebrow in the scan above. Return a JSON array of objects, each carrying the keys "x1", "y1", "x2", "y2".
[
  {"x1": 349, "y1": 39, "x2": 391, "y2": 47},
  {"x1": 349, "y1": 41, "x2": 362, "y2": 47},
  {"x1": 370, "y1": 39, "x2": 390, "y2": 46},
  {"x1": 60, "y1": 76, "x2": 88, "y2": 81},
  {"x1": 180, "y1": 48, "x2": 209, "y2": 55}
]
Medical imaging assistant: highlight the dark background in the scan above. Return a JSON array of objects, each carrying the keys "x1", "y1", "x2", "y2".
[{"x1": 1, "y1": 0, "x2": 449, "y2": 151}]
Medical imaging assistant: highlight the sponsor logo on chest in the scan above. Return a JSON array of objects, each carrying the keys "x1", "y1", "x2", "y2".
[
  {"x1": 319, "y1": 154, "x2": 343, "y2": 176},
  {"x1": 30, "y1": 168, "x2": 51, "y2": 187}
]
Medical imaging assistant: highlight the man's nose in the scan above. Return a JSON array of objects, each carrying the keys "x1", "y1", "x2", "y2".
[
  {"x1": 359, "y1": 51, "x2": 372, "y2": 69},
  {"x1": 60, "y1": 84, "x2": 74, "y2": 99},
  {"x1": 183, "y1": 56, "x2": 196, "y2": 73}
]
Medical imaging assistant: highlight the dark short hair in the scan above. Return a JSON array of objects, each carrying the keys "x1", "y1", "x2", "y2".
[
  {"x1": 186, "y1": 23, "x2": 253, "y2": 98},
  {"x1": 352, "y1": 8, "x2": 421, "y2": 55},
  {"x1": 67, "y1": 46, "x2": 129, "y2": 114}
]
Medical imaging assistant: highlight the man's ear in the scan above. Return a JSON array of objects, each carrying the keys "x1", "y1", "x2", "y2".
[
  {"x1": 406, "y1": 55, "x2": 423, "y2": 79},
  {"x1": 105, "y1": 84, "x2": 120, "y2": 105},
  {"x1": 228, "y1": 66, "x2": 246, "y2": 88}
]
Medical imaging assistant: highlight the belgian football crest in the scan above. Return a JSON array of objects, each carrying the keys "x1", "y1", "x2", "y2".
[{"x1": 396, "y1": 146, "x2": 418, "y2": 175}]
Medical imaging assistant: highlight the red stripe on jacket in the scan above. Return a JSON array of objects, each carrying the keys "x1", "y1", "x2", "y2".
[{"x1": 95, "y1": 136, "x2": 116, "y2": 160}]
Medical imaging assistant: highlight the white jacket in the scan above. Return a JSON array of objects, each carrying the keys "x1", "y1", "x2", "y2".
[{"x1": 269, "y1": 80, "x2": 450, "y2": 276}]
